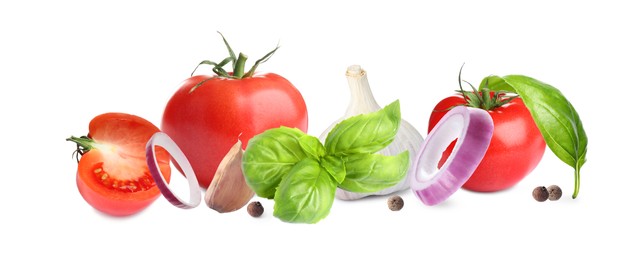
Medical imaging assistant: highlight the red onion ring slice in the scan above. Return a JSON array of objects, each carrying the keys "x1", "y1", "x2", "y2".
[
  {"x1": 410, "y1": 106, "x2": 494, "y2": 206},
  {"x1": 146, "y1": 132, "x2": 201, "y2": 209}
]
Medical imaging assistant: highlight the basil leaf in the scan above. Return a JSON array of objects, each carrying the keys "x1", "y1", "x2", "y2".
[
  {"x1": 298, "y1": 135, "x2": 325, "y2": 160},
  {"x1": 338, "y1": 151, "x2": 409, "y2": 193},
  {"x1": 324, "y1": 100, "x2": 401, "y2": 155},
  {"x1": 273, "y1": 158, "x2": 336, "y2": 224},
  {"x1": 320, "y1": 155, "x2": 346, "y2": 184},
  {"x1": 484, "y1": 75, "x2": 588, "y2": 198},
  {"x1": 242, "y1": 127, "x2": 308, "y2": 199}
]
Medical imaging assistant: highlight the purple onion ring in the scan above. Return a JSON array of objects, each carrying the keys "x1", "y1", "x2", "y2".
[
  {"x1": 410, "y1": 106, "x2": 494, "y2": 206},
  {"x1": 146, "y1": 132, "x2": 201, "y2": 209}
]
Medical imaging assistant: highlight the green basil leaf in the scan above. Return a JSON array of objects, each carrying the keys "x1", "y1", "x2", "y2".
[
  {"x1": 484, "y1": 75, "x2": 588, "y2": 198},
  {"x1": 324, "y1": 100, "x2": 402, "y2": 155},
  {"x1": 320, "y1": 155, "x2": 346, "y2": 184},
  {"x1": 338, "y1": 151, "x2": 409, "y2": 193},
  {"x1": 242, "y1": 127, "x2": 308, "y2": 199},
  {"x1": 298, "y1": 135, "x2": 325, "y2": 160},
  {"x1": 273, "y1": 158, "x2": 336, "y2": 224}
]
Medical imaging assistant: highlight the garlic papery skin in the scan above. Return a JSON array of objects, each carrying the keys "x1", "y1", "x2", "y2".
[
  {"x1": 344, "y1": 65, "x2": 381, "y2": 115},
  {"x1": 319, "y1": 65, "x2": 424, "y2": 200}
]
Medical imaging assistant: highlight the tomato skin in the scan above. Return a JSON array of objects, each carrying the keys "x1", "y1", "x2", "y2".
[
  {"x1": 75, "y1": 113, "x2": 171, "y2": 216},
  {"x1": 162, "y1": 73, "x2": 308, "y2": 188},
  {"x1": 429, "y1": 96, "x2": 546, "y2": 192}
]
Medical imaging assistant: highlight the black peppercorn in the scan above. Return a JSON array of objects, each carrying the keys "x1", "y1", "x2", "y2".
[
  {"x1": 247, "y1": 201, "x2": 264, "y2": 217},
  {"x1": 387, "y1": 195, "x2": 404, "y2": 211},
  {"x1": 532, "y1": 186, "x2": 549, "y2": 202},
  {"x1": 547, "y1": 185, "x2": 562, "y2": 201}
]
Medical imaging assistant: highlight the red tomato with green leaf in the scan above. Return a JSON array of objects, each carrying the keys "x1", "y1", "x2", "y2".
[
  {"x1": 161, "y1": 34, "x2": 308, "y2": 189},
  {"x1": 429, "y1": 89, "x2": 545, "y2": 192},
  {"x1": 68, "y1": 113, "x2": 171, "y2": 216}
]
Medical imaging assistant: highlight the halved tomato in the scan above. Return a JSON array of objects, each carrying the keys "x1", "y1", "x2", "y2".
[{"x1": 68, "y1": 113, "x2": 171, "y2": 216}]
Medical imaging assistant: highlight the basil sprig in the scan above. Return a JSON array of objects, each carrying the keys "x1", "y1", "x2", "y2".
[
  {"x1": 484, "y1": 75, "x2": 588, "y2": 198},
  {"x1": 242, "y1": 100, "x2": 409, "y2": 223}
]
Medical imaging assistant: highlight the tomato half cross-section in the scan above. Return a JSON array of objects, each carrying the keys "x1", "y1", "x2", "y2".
[
  {"x1": 429, "y1": 89, "x2": 545, "y2": 192},
  {"x1": 161, "y1": 34, "x2": 308, "y2": 189},
  {"x1": 67, "y1": 113, "x2": 171, "y2": 216}
]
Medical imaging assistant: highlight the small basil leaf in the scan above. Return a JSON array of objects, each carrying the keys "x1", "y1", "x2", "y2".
[
  {"x1": 242, "y1": 127, "x2": 308, "y2": 199},
  {"x1": 485, "y1": 75, "x2": 588, "y2": 198},
  {"x1": 273, "y1": 158, "x2": 336, "y2": 224},
  {"x1": 324, "y1": 100, "x2": 401, "y2": 155},
  {"x1": 320, "y1": 155, "x2": 346, "y2": 184},
  {"x1": 298, "y1": 135, "x2": 325, "y2": 160},
  {"x1": 338, "y1": 151, "x2": 409, "y2": 193},
  {"x1": 482, "y1": 75, "x2": 511, "y2": 90}
]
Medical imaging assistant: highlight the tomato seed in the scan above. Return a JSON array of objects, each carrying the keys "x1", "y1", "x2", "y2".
[
  {"x1": 94, "y1": 169, "x2": 154, "y2": 193},
  {"x1": 142, "y1": 177, "x2": 153, "y2": 189}
]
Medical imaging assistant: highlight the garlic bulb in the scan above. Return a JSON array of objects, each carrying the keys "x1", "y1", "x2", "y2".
[{"x1": 319, "y1": 65, "x2": 424, "y2": 200}]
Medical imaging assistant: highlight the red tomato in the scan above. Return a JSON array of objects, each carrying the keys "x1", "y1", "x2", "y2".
[
  {"x1": 70, "y1": 113, "x2": 171, "y2": 216},
  {"x1": 161, "y1": 73, "x2": 308, "y2": 188},
  {"x1": 429, "y1": 95, "x2": 545, "y2": 192}
]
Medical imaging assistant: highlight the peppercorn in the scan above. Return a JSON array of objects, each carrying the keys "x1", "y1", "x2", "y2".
[
  {"x1": 547, "y1": 185, "x2": 562, "y2": 201},
  {"x1": 247, "y1": 201, "x2": 264, "y2": 217},
  {"x1": 387, "y1": 195, "x2": 404, "y2": 211},
  {"x1": 532, "y1": 186, "x2": 549, "y2": 202}
]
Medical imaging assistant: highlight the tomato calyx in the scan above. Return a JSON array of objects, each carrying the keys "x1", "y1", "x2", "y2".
[
  {"x1": 67, "y1": 135, "x2": 95, "y2": 162},
  {"x1": 455, "y1": 65, "x2": 518, "y2": 111},
  {"x1": 189, "y1": 32, "x2": 280, "y2": 93}
]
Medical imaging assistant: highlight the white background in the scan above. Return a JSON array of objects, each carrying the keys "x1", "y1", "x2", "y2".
[{"x1": 1, "y1": 0, "x2": 639, "y2": 259}]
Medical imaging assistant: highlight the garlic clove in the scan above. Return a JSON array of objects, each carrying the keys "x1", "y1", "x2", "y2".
[
  {"x1": 204, "y1": 140, "x2": 255, "y2": 213},
  {"x1": 321, "y1": 65, "x2": 424, "y2": 200}
]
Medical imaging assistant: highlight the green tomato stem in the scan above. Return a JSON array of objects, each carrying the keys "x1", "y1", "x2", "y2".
[
  {"x1": 67, "y1": 135, "x2": 95, "y2": 161},
  {"x1": 572, "y1": 165, "x2": 580, "y2": 199},
  {"x1": 233, "y1": 53, "x2": 248, "y2": 78},
  {"x1": 194, "y1": 33, "x2": 279, "y2": 80},
  {"x1": 66, "y1": 136, "x2": 95, "y2": 151}
]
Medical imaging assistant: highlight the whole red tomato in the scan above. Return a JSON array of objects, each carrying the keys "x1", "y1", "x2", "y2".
[
  {"x1": 68, "y1": 113, "x2": 171, "y2": 216},
  {"x1": 161, "y1": 37, "x2": 307, "y2": 188},
  {"x1": 429, "y1": 93, "x2": 545, "y2": 192}
]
